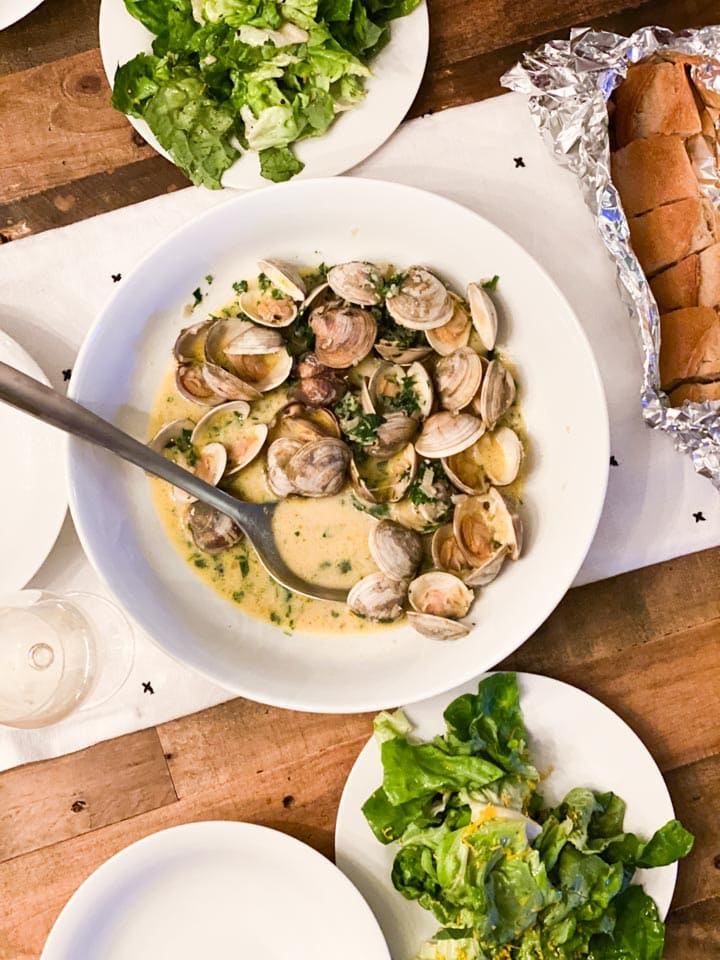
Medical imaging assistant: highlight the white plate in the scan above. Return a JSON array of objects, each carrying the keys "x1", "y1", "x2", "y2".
[
  {"x1": 0, "y1": 0, "x2": 45, "y2": 30},
  {"x1": 0, "y1": 330, "x2": 67, "y2": 592},
  {"x1": 67, "y1": 177, "x2": 609, "y2": 713},
  {"x1": 99, "y1": 0, "x2": 429, "y2": 188},
  {"x1": 335, "y1": 672, "x2": 678, "y2": 960},
  {"x1": 41, "y1": 821, "x2": 391, "y2": 960}
]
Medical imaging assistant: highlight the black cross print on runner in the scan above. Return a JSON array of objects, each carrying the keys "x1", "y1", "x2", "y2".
[
  {"x1": 513, "y1": 157, "x2": 525, "y2": 168},
  {"x1": 142, "y1": 681, "x2": 155, "y2": 694},
  {"x1": 62, "y1": 369, "x2": 72, "y2": 382},
  {"x1": 111, "y1": 273, "x2": 122, "y2": 282},
  {"x1": 610, "y1": 455, "x2": 619, "y2": 466},
  {"x1": 693, "y1": 511, "x2": 706, "y2": 523}
]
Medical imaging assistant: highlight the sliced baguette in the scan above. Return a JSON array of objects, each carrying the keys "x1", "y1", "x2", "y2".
[{"x1": 659, "y1": 306, "x2": 720, "y2": 391}]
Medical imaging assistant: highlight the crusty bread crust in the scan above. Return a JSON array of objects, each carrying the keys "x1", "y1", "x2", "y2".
[
  {"x1": 612, "y1": 61, "x2": 702, "y2": 148},
  {"x1": 628, "y1": 197, "x2": 716, "y2": 276},
  {"x1": 611, "y1": 135, "x2": 699, "y2": 216},
  {"x1": 659, "y1": 307, "x2": 720, "y2": 390}
]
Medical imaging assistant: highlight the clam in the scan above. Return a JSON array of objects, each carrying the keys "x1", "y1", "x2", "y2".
[
  {"x1": 202, "y1": 362, "x2": 262, "y2": 401},
  {"x1": 453, "y1": 488, "x2": 523, "y2": 566},
  {"x1": 368, "y1": 361, "x2": 434, "y2": 419},
  {"x1": 386, "y1": 267, "x2": 454, "y2": 330},
  {"x1": 225, "y1": 324, "x2": 284, "y2": 357},
  {"x1": 374, "y1": 341, "x2": 433, "y2": 365},
  {"x1": 174, "y1": 319, "x2": 213, "y2": 363},
  {"x1": 289, "y1": 376, "x2": 347, "y2": 407},
  {"x1": 296, "y1": 353, "x2": 331, "y2": 379},
  {"x1": 300, "y1": 281, "x2": 332, "y2": 315},
  {"x1": 327, "y1": 261, "x2": 383, "y2": 305},
  {"x1": 149, "y1": 419, "x2": 197, "y2": 466},
  {"x1": 415, "y1": 411, "x2": 485, "y2": 459},
  {"x1": 406, "y1": 612, "x2": 470, "y2": 640},
  {"x1": 270, "y1": 403, "x2": 340, "y2": 443},
  {"x1": 408, "y1": 571, "x2": 474, "y2": 619},
  {"x1": 351, "y1": 442, "x2": 416, "y2": 504},
  {"x1": 310, "y1": 303, "x2": 377, "y2": 369},
  {"x1": 176, "y1": 363, "x2": 221, "y2": 406},
  {"x1": 187, "y1": 502, "x2": 243, "y2": 555},
  {"x1": 194, "y1": 442, "x2": 227, "y2": 486},
  {"x1": 205, "y1": 319, "x2": 276, "y2": 368},
  {"x1": 463, "y1": 548, "x2": 507, "y2": 587},
  {"x1": 443, "y1": 426, "x2": 522, "y2": 493},
  {"x1": 285, "y1": 437, "x2": 350, "y2": 497},
  {"x1": 467, "y1": 282, "x2": 498, "y2": 350},
  {"x1": 367, "y1": 413, "x2": 417, "y2": 458},
  {"x1": 257, "y1": 258, "x2": 306, "y2": 301},
  {"x1": 431, "y1": 523, "x2": 470, "y2": 576},
  {"x1": 472, "y1": 359, "x2": 516, "y2": 429},
  {"x1": 347, "y1": 573, "x2": 408, "y2": 622},
  {"x1": 435, "y1": 347, "x2": 484, "y2": 414},
  {"x1": 239, "y1": 289, "x2": 297, "y2": 327},
  {"x1": 369, "y1": 520, "x2": 423, "y2": 581},
  {"x1": 426, "y1": 296, "x2": 472, "y2": 356},
  {"x1": 228, "y1": 348, "x2": 293, "y2": 393},
  {"x1": 266, "y1": 438, "x2": 303, "y2": 497},
  {"x1": 191, "y1": 401, "x2": 267, "y2": 475}
]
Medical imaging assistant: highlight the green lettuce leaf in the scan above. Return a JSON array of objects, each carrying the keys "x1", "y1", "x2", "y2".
[
  {"x1": 125, "y1": 0, "x2": 191, "y2": 34},
  {"x1": 588, "y1": 885, "x2": 665, "y2": 960},
  {"x1": 258, "y1": 145, "x2": 304, "y2": 180},
  {"x1": 112, "y1": 54, "x2": 161, "y2": 116},
  {"x1": 602, "y1": 819, "x2": 695, "y2": 868},
  {"x1": 381, "y1": 738, "x2": 503, "y2": 805}
]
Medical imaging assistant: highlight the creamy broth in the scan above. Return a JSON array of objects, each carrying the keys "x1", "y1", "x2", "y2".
[{"x1": 148, "y1": 366, "x2": 385, "y2": 634}]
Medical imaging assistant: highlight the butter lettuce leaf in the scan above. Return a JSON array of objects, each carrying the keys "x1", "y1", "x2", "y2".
[{"x1": 258, "y1": 144, "x2": 304, "y2": 180}]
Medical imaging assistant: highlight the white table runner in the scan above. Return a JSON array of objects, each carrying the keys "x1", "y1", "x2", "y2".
[{"x1": 0, "y1": 92, "x2": 717, "y2": 771}]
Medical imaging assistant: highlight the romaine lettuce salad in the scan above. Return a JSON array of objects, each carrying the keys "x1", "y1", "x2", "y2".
[
  {"x1": 111, "y1": 0, "x2": 421, "y2": 187},
  {"x1": 362, "y1": 673, "x2": 693, "y2": 960}
]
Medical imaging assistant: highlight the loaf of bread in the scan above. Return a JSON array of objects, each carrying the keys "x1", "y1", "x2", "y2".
[{"x1": 610, "y1": 54, "x2": 720, "y2": 406}]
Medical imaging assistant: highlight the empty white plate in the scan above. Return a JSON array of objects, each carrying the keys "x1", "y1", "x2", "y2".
[
  {"x1": 336, "y1": 673, "x2": 678, "y2": 960},
  {"x1": 42, "y1": 821, "x2": 391, "y2": 960},
  {"x1": 0, "y1": 330, "x2": 66, "y2": 592},
  {"x1": 0, "y1": 0, "x2": 45, "y2": 30}
]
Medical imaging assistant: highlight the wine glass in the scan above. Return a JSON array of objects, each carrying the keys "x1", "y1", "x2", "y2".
[{"x1": 0, "y1": 590, "x2": 134, "y2": 728}]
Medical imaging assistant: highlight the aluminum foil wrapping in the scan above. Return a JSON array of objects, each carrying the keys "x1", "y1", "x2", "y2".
[{"x1": 502, "y1": 25, "x2": 720, "y2": 488}]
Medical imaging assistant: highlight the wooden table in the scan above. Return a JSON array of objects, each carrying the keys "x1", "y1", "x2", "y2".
[{"x1": 0, "y1": 0, "x2": 718, "y2": 956}]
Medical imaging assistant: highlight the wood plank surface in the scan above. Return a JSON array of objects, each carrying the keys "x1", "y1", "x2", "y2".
[{"x1": 0, "y1": 0, "x2": 719, "y2": 957}]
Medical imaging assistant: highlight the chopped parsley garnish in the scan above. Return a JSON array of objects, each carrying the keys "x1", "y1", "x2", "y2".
[
  {"x1": 382, "y1": 374, "x2": 421, "y2": 416},
  {"x1": 409, "y1": 460, "x2": 447, "y2": 505},
  {"x1": 338, "y1": 560, "x2": 352, "y2": 573},
  {"x1": 165, "y1": 428, "x2": 198, "y2": 466},
  {"x1": 237, "y1": 551, "x2": 250, "y2": 577},
  {"x1": 481, "y1": 274, "x2": 500, "y2": 291},
  {"x1": 205, "y1": 274, "x2": 214, "y2": 285},
  {"x1": 330, "y1": 610, "x2": 340, "y2": 618},
  {"x1": 192, "y1": 287, "x2": 203, "y2": 307},
  {"x1": 270, "y1": 287, "x2": 285, "y2": 300},
  {"x1": 376, "y1": 310, "x2": 424, "y2": 350},
  {"x1": 233, "y1": 279, "x2": 249, "y2": 294},
  {"x1": 232, "y1": 590, "x2": 245, "y2": 602},
  {"x1": 334, "y1": 392, "x2": 384, "y2": 446},
  {"x1": 285, "y1": 315, "x2": 315, "y2": 356},
  {"x1": 258, "y1": 272, "x2": 271, "y2": 292},
  {"x1": 270, "y1": 611, "x2": 282, "y2": 624},
  {"x1": 379, "y1": 272, "x2": 405, "y2": 298},
  {"x1": 194, "y1": 557, "x2": 207, "y2": 568}
]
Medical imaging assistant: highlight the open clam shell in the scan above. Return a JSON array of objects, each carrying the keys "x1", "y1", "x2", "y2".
[
  {"x1": 426, "y1": 296, "x2": 472, "y2": 356},
  {"x1": 453, "y1": 488, "x2": 523, "y2": 565},
  {"x1": 443, "y1": 426, "x2": 522, "y2": 493},
  {"x1": 285, "y1": 437, "x2": 350, "y2": 497},
  {"x1": 472, "y1": 359, "x2": 516, "y2": 429},
  {"x1": 415, "y1": 411, "x2": 485, "y2": 459},
  {"x1": 310, "y1": 303, "x2": 377, "y2": 369},
  {"x1": 174, "y1": 319, "x2": 214, "y2": 364},
  {"x1": 350, "y1": 442, "x2": 417, "y2": 504},
  {"x1": 467, "y1": 282, "x2": 498, "y2": 351},
  {"x1": 406, "y1": 611, "x2": 470, "y2": 640},
  {"x1": 194, "y1": 442, "x2": 227, "y2": 487},
  {"x1": 270, "y1": 403, "x2": 340, "y2": 444},
  {"x1": 191, "y1": 401, "x2": 267, "y2": 476},
  {"x1": 176, "y1": 364, "x2": 221, "y2": 406},
  {"x1": 368, "y1": 520, "x2": 423, "y2": 581},
  {"x1": 435, "y1": 346, "x2": 484, "y2": 414},
  {"x1": 368, "y1": 361, "x2": 434, "y2": 419},
  {"x1": 366, "y1": 413, "x2": 418, "y2": 458},
  {"x1": 149, "y1": 419, "x2": 196, "y2": 463},
  {"x1": 202, "y1": 362, "x2": 262, "y2": 402},
  {"x1": 229, "y1": 348, "x2": 293, "y2": 393},
  {"x1": 257, "y1": 258, "x2": 306, "y2": 301},
  {"x1": 408, "y1": 570, "x2": 474, "y2": 619},
  {"x1": 431, "y1": 523, "x2": 471, "y2": 576},
  {"x1": 374, "y1": 341, "x2": 433, "y2": 365},
  {"x1": 386, "y1": 267, "x2": 454, "y2": 330},
  {"x1": 327, "y1": 261, "x2": 383, "y2": 305},
  {"x1": 240, "y1": 289, "x2": 297, "y2": 327},
  {"x1": 225, "y1": 324, "x2": 284, "y2": 358},
  {"x1": 347, "y1": 573, "x2": 408, "y2": 622}
]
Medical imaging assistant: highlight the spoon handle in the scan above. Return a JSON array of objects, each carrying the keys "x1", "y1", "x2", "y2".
[
  {"x1": 0, "y1": 361, "x2": 251, "y2": 513},
  {"x1": 0, "y1": 362, "x2": 348, "y2": 604}
]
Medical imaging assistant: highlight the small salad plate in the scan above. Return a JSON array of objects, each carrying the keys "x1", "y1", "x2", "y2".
[
  {"x1": 336, "y1": 672, "x2": 681, "y2": 960},
  {"x1": 99, "y1": 0, "x2": 429, "y2": 188},
  {"x1": 0, "y1": 330, "x2": 66, "y2": 592},
  {"x1": 41, "y1": 821, "x2": 391, "y2": 960}
]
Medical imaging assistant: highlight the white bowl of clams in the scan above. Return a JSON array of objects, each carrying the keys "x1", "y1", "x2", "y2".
[{"x1": 68, "y1": 178, "x2": 609, "y2": 712}]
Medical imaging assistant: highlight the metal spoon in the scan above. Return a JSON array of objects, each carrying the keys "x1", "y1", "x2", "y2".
[{"x1": 0, "y1": 361, "x2": 348, "y2": 603}]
